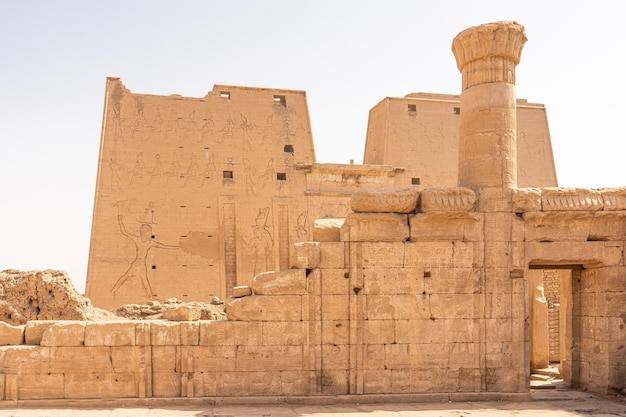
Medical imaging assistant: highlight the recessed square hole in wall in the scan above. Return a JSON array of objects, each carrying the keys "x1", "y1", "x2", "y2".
[
  {"x1": 412, "y1": 177, "x2": 420, "y2": 185},
  {"x1": 408, "y1": 104, "x2": 417, "y2": 112},
  {"x1": 454, "y1": 107, "x2": 460, "y2": 115},
  {"x1": 223, "y1": 170, "x2": 233, "y2": 179},
  {"x1": 284, "y1": 144, "x2": 294, "y2": 153},
  {"x1": 277, "y1": 172, "x2": 287, "y2": 181},
  {"x1": 151, "y1": 235, "x2": 155, "y2": 239},
  {"x1": 151, "y1": 265, "x2": 157, "y2": 270},
  {"x1": 180, "y1": 205, "x2": 186, "y2": 208},
  {"x1": 220, "y1": 91, "x2": 230, "y2": 99},
  {"x1": 273, "y1": 95, "x2": 286, "y2": 106},
  {"x1": 424, "y1": 271, "x2": 431, "y2": 278}
]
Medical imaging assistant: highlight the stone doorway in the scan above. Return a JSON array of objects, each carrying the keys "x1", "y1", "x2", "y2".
[{"x1": 529, "y1": 266, "x2": 581, "y2": 389}]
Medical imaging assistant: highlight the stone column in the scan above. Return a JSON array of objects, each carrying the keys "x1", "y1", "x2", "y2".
[{"x1": 452, "y1": 21, "x2": 527, "y2": 190}]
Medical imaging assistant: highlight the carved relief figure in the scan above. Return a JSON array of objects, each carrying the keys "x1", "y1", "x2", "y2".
[
  {"x1": 165, "y1": 153, "x2": 181, "y2": 185},
  {"x1": 111, "y1": 213, "x2": 178, "y2": 299},
  {"x1": 149, "y1": 154, "x2": 163, "y2": 184},
  {"x1": 128, "y1": 153, "x2": 145, "y2": 184},
  {"x1": 243, "y1": 157, "x2": 256, "y2": 195},
  {"x1": 201, "y1": 112, "x2": 215, "y2": 142},
  {"x1": 109, "y1": 157, "x2": 123, "y2": 192},
  {"x1": 184, "y1": 153, "x2": 200, "y2": 185},
  {"x1": 219, "y1": 114, "x2": 236, "y2": 143},
  {"x1": 296, "y1": 211, "x2": 308, "y2": 240},
  {"x1": 247, "y1": 207, "x2": 274, "y2": 276},
  {"x1": 261, "y1": 158, "x2": 275, "y2": 188},
  {"x1": 240, "y1": 113, "x2": 256, "y2": 151},
  {"x1": 202, "y1": 154, "x2": 216, "y2": 185}
]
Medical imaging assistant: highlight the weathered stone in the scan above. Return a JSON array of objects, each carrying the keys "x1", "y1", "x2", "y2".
[
  {"x1": 226, "y1": 295, "x2": 302, "y2": 321},
  {"x1": 0, "y1": 322, "x2": 24, "y2": 345},
  {"x1": 252, "y1": 269, "x2": 307, "y2": 295},
  {"x1": 150, "y1": 321, "x2": 181, "y2": 345},
  {"x1": 84, "y1": 321, "x2": 135, "y2": 346},
  {"x1": 340, "y1": 213, "x2": 409, "y2": 242},
  {"x1": 589, "y1": 211, "x2": 626, "y2": 241},
  {"x1": 162, "y1": 305, "x2": 202, "y2": 321},
  {"x1": 350, "y1": 188, "x2": 419, "y2": 213},
  {"x1": 523, "y1": 211, "x2": 594, "y2": 242},
  {"x1": 541, "y1": 187, "x2": 604, "y2": 211},
  {"x1": 40, "y1": 321, "x2": 86, "y2": 347},
  {"x1": 290, "y1": 241, "x2": 321, "y2": 269},
  {"x1": 232, "y1": 286, "x2": 252, "y2": 298},
  {"x1": 419, "y1": 187, "x2": 476, "y2": 212},
  {"x1": 512, "y1": 188, "x2": 541, "y2": 212},
  {"x1": 409, "y1": 212, "x2": 483, "y2": 242},
  {"x1": 600, "y1": 187, "x2": 626, "y2": 210},
  {"x1": 312, "y1": 218, "x2": 345, "y2": 242}
]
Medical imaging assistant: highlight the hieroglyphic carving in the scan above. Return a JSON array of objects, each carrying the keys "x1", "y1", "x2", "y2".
[
  {"x1": 111, "y1": 203, "x2": 178, "y2": 299},
  {"x1": 128, "y1": 153, "x2": 145, "y2": 185},
  {"x1": 223, "y1": 203, "x2": 237, "y2": 295},
  {"x1": 201, "y1": 112, "x2": 215, "y2": 143},
  {"x1": 278, "y1": 204, "x2": 290, "y2": 270},
  {"x1": 219, "y1": 114, "x2": 236, "y2": 143},
  {"x1": 296, "y1": 211, "x2": 308, "y2": 241},
  {"x1": 109, "y1": 157, "x2": 123, "y2": 192},
  {"x1": 261, "y1": 158, "x2": 275, "y2": 188},
  {"x1": 243, "y1": 158, "x2": 256, "y2": 195},
  {"x1": 240, "y1": 113, "x2": 256, "y2": 151},
  {"x1": 246, "y1": 207, "x2": 274, "y2": 276}
]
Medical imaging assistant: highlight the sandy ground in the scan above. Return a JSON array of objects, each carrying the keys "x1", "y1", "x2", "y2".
[{"x1": 1, "y1": 390, "x2": 625, "y2": 417}]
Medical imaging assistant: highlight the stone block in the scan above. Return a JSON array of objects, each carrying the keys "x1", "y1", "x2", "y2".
[
  {"x1": 322, "y1": 344, "x2": 349, "y2": 370},
  {"x1": 405, "y1": 241, "x2": 454, "y2": 268},
  {"x1": 320, "y1": 269, "x2": 350, "y2": 295},
  {"x1": 198, "y1": 320, "x2": 230, "y2": 345},
  {"x1": 318, "y1": 369, "x2": 348, "y2": 394},
  {"x1": 363, "y1": 267, "x2": 423, "y2": 295},
  {"x1": 430, "y1": 294, "x2": 481, "y2": 319},
  {"x1": 363, "y1": 369, "x2": 392, "y2": 393},
  {"x1": 262, "y1": 321, "x2": 305, "y2": 345},
  {"x1": 589, "y1": 212, "x2": 626, "y2": 241},
  {"x1": 226, "y1": 295, "x2": 302, "y2": 321},
  {"x1": 423, "y1": 267, "x2": 482, "y2": 295},
  {"x1": 395, "y1": 319, "x2": 445, "y2": 344},
  {"x1": 152, "y1": 345, "x2": 178, "y2": 373},
  {"x1": 524, "y1": 211, "x2": 593, "y2": 241},
  {"x1": 49, "y1": 346, "x2": 113, "y2": 373},
  {"x1": 445, "y1": 318, "x2": 480, "y2": 343},
  {"x1": 191, "y1": 345, "x2": 236, "y2": 372},
  {"x1": 151, "y1": 372, "x2": 181, "y2": 398},
  {"x1": 476, "y1": 187, "x2": 514, "y2": 213},
  {"x1": 180, "y1": 321, "x2": 199, "y2": 345},
  {"x1": 150, "y1": 321, "x2": 181, "y2": 345},
  {"x1": 64, "y1": 372, "x2": 137, "y2": 399},
  {"x1": 0, "y1": 322, "x2": 24, "y2": 345},
  {"x1": 321, "y1": 294, "x2": 349, "y2": 321},
  {"x1": 601, "y1": 187, "x2": 626, "y2": 210},
  {"x1": 319, "y1": 241, "x2": 346, "y2": 268},
  {"x1": 24, "y1": 321, "x2": 61, "y2": 345},
  {"x1": 359, "y1": 241, "x2": 406, "y2": 267},
  {"x1": 525, "y1": 241, "x2": 623, "y2": 268},
  {"x1": 362, "y1": 319, "x2": 395, "y2": 345},
  {"x1": 17, "y1": 373, "x2": 64, "y2": 399},
  {"x1": 232, "y1": 285, "x2": 252, "y2": 298},
  {"x1": 391, "y1": 369, "x2": 412, "y2": 393},
  {"x1": 410, "y1": 212, "x2": 484, "y2": 242},
  {"x1": 252, "y1": 269, "x2": 307, "y2": 295},
  {"x1": 419, "y1": 187, "x2": 476, "y2": 212},
  {"x1": 453, "y1": 241, "x2": 484, "y2": 268},
  {"x1": 235, "y1": 345, "x2": 304, "y2": 371},
  {"x1": 280, "y1": 370, "x2": 312, "y2": 395},
  {"x1": 340, "y1": 213, "x2": 409, "y2": 242},
  {"x1": 40, "y1": 321, "x2": 85, "y2": 347},
  {"x1": 111, "y1": 346, "x2": 151, "y2": 373},
  {"x1": 290, "y1": 241, "x2": 321, "y2": 269},
  {"x1": 5, "y1": 374, "x2": 17, "y2": 401},
  {"x1": 541, "y1": 187, "x2": 603, "y2": 211},
  {"x1": 0, "y1": 345, "x2": 50, "y2": 374},
  {"x1": 135, "y1": 322, "x2": 151, "y2": 346},
  {"x1": 312, "y1": 218, "x2": 344, "y2": 242},
  {"x1": 512, "y1": 188, "x2": 541, "y2": 212},
  {"x1": 385, "y1": 343, "x2": 412, "y2": 369},
  {"x1": 162, "y1": 305, "x2": 201, "y2": 321},
  {"x1": 350, "y1": 188, "x2": 419, "y2": 213},
  {"x1": 84, "y1": 321, "x2": 135, "y2": 346},
  {"x1": 412, "y1": 343, "x2": 450, "y2": 368},
  {"x1": 363, "y1": 343, "x2": 385, "y2": 369},
  {"x1": 321, "y1": 319, "x2": 349, "y2": 345}
]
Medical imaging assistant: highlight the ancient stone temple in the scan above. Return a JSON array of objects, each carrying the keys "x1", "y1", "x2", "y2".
[
  {"x1": 85, "y1": 33, "x2": 556, "y2": 310},
  {"x1": 1, "y1": 21, "x2": 624, "y2": 403}
]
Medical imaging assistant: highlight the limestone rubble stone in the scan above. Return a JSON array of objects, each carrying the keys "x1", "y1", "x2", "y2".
[
  {"x1": 232, "y1": 285, "x2": 252, "y2": 298},
  {"x1": 340, "y1": 213, "x2": 409, "y2": 242},
  {"x1": 289, "y1": 241, "x2": 321, "y2": 269},
  {"x1": 350, "y1": 188, "x2": 419, "y2": 213},
  {"x1": 312, "y1": 218, "x2": 344, "y2": 242},
  {"x1": 162, "y1": 305, "x2": 202, "y2": 321},
  {"x1": 251, "y1": 269, "x2": 307, "y2": 295},
  {"x1": 0, "y1": 322, "x2": 24, "y2": 345},
  {"x1": 0, "y1": 269, "x2": 115, "y2": 325}
]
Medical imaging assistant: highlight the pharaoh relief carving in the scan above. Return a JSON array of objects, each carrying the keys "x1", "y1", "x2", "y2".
[
  {"x1": 245, "y1": 207, "x2": 274, "y2": 276},
  {"x1": 111, "y1": 200, "x2": 178, "y2": 299}
]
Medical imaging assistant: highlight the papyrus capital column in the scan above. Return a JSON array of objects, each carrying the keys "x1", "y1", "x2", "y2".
[{"x1": 452, "y1": 21, "x2": 527, "y2": 189}]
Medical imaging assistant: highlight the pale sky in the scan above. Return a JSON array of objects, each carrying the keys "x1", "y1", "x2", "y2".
[{"x1": 1, "y1": 1, "x2": 625, "y2": 294}]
